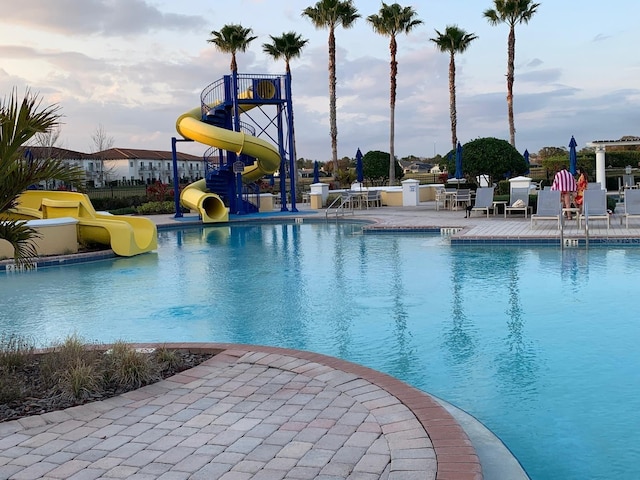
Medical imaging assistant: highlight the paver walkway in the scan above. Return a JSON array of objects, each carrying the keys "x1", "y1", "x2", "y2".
[{"x1": 0, "y1": 344, "x2": 480, "y2": 480}]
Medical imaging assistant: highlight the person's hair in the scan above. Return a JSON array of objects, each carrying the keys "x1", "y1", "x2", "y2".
[{"x1": 581, "y1": 169, "x2": 588, "y2": 181}]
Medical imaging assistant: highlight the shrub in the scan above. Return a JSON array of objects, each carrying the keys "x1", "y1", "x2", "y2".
[
  {"x1": 58, "y1": 359, "x2": 102, "y2": 401},
  {"x1": 146, "y1": 181, "x2": 174, "y2": 202},
  {"x1": 155, "y1": 345, "x2": 183, "y2": 372},
  {"x1": 90, "y1": 196, "x2": 147, "y2": 212},
  {"x1": 136, "y1": 201, "x2": 179, "y2": 215},
  {"x1": 40, "y1": 334, "x2": 102, "y2": 390},
  {"x1": 0, "y1": 333, "x2": 34, "y2": 369},
  {"x1": 106, "y1": 341, "x2": 159, "y2": 389}
]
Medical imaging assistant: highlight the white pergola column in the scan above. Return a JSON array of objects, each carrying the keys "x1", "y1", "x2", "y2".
[{"x1": 595, "y1": 145, "x2": 606, "y2": 188}]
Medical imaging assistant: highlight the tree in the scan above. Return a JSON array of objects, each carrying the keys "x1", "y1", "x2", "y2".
[
  {"x1": 367, "y1": 2, "x2": 422, "y2": 186},
  {"x1": 537, "y1": 146, "x2": 567, "y2": 160},
  {"x1": 484, "y1": 0, "x2": 540, "y2": 147},
  {"x1": 263, "y1": 32, "x2": 309, "y2": 187},
  {"x1": 362, "y1": 150, "x2": 403, "y2": 186},
  {"x1": 0, "y1": 89, "x2": 84, "y2": 267},
  {"x1": 90, "y1": 123, "x2": 115, "y2": 186},
  {"x1": 444, "y1": 137, "x2": 528, "y2": 185},
  {"x1": 207, "y1": 24, "x2": 257, "y2": 72},
  {"x1": 262, "y1": 31, "x2": 308, "y2": 76},
  {"x1": 302, "y1": 0, "x2": 360, "y2": 183},
  {"x1": 430, "y1": 25, "x2": 478, "y2": 152}
]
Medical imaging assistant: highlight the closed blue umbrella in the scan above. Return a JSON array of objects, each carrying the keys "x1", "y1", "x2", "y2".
[
  {"x1": 313, "y1": 161, "x2": 320, "y2": 183},
  {"x1": 455, "y1": 142, "x2": 463, "y2": 180},
  {"x1": 524, "y1": 149, "x2": 530, "y2": 175},
  {"x1": 569, "y1": 136, "x2": 577, "y2": 175},
  {"x1": 356, "y1": 148, "x2": 364, "y2": 183}
]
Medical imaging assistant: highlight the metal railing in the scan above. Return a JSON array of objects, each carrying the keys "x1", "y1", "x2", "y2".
[{"x1": 325, "y1": 192, "x2": 355, "y2": 219}]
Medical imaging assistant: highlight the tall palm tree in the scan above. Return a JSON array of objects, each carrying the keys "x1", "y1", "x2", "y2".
[
  {"x1": 262, "y1": 31, "x2": 309, "y2": 76},
  {"x1": 263, "y1": 32, "x2": 309, "y2": 206},
  {"x1": 302, "y1": 0, "x2": 359, "y2": 181},
  {"x1": 484, "y1": 0, "x2": 540, "y2": 147},
  {"x1": 0, "y1": 89, "x2": 84, "y2": 267},
  {"x1": 207, "y1": 24, "x2": 257, "y2": 72},
  {"x1": 367, "y1": 2, "x2": 422, "y2": 186},
  {"x1": 430, "y1": 25, "x2": 478, "y2": 152}
]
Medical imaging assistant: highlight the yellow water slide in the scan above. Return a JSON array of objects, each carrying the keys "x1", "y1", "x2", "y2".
[
  {"x1": 175, "y1": 98, "x2": 281, "y2": 223},
  {"x1": 12, "y1": 190, "x2": 157, "y2": 257}
]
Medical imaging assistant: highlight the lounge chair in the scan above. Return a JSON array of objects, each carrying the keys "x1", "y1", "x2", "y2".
[
  {"x1": 504, "y1": 187, "x2": 531, "y2": 218},
  {"x1": 622, "y1": 188, "x2": 640, "y2": 228},
  {"x1": 579, "y1": 189, "x2": 609, "y2": 230},
  {"x1": 469, "y1": 187, "x2": 494, "y2": 218},
  {"x1": 530, "y1": 189, "x2": 561, "y2": 228}
]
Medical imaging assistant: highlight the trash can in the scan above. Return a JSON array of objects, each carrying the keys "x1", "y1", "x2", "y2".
[{"x1": 402, "y1": 179, "x2": 420, "y2": 206}]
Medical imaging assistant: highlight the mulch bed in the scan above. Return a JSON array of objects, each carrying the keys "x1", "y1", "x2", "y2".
[{"x1": 0, "y1": 350, "x2": 215, "y2": 423}]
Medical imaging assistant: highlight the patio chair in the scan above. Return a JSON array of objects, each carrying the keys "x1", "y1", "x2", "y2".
[
  {"x1": 530, "y1": 189, "x2": 561, "y2": 229},
  {"x1": 579, "y1": 189, "x2": 609, "y2": 230},
  {"x1": 622, "y1": 188, "x2": 640, "y2": 228},
  {"x1": 504, "y1": 187, "x2": 531, "y2": 218},
  {"x1": 454, "y1": 189, "x2": 471, "y2": 210},
  {"x1": 364, "y1": 190, "x2": 381, "y2": 208},
  {"x1": 469, "y1": 187, "x2": 494, "y2": 218},
  {"x1": 435, "y1": 187, "x2": 446, "y2": 211},
  {"x1": 444, "y1": 188, "x2": 457, "y2": 210}
]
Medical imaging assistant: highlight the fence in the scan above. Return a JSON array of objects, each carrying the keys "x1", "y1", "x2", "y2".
[{"x1": 86, "y1": 186, "x2": 147, "y2": 199}]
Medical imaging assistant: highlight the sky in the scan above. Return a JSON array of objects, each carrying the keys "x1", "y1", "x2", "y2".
[{"x1": 1, "y1": 0, "x2": 639, "y2": 162}]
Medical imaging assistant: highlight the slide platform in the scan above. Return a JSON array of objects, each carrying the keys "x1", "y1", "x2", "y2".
[
  {"x1": 176, "y1": 106, "x2": 281, "y2": 223},
  {"x1": 12, "y1": 190, "x2": 157, "y2": 257}
]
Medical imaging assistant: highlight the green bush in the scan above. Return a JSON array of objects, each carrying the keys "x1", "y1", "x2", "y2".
[
  {"x1": 90, "y1": 196, "x2": 147, "y2": 212},
  {"x1": 136, "y1": 201, "x2": 178, "y2": 215}
]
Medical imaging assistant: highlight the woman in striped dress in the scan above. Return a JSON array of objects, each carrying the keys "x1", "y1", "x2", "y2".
[{"x1": 551, "y1": 166, "x2": 577, "y2": 218}]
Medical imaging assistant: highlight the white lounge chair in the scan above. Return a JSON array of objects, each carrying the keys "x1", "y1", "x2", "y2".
[
  {"x1": 504, "y1": 187, "x2": 531, "y2": 218},
  {"x1": 622, "y1": 188, "x2": 640, "y2": 228},
  {"x1": 579, "y1": 189, "x2": 609, "y2": 230},
  {"x1": 531, "y1": 189, "x2": 561, "y2": 228},
  {"x1": 469, "y1": 187, "x2": 494, "y2": 218}
]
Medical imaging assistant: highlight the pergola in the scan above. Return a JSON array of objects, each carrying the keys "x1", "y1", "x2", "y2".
[{"x1": 586, "y1": 137, "x2": 640, "y2": 188}]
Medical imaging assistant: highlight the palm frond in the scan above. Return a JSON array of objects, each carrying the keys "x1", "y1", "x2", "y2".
[{"x1": 0, "y1": 218, "x2": 39, "y2": 269}]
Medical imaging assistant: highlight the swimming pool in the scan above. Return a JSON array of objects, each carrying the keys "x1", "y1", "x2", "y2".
[{"x1": 1, "y1": 222, "x2": 639, "y2": 479}]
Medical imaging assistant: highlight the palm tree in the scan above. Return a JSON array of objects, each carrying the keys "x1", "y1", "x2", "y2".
[
  {"x1": 207, "y1": 24, "x2": 257, "y2": 72},
  {"x1": 430, "y1": 25, "x2": 478, "y2": 152},
  {"x1": 367, "y1": 3, "x2": 422, "y2": 186},
  {"x1": 262, "y1": 31, "x2": 309, "y2": 76},
  {"x1": 302, "y1": 0, "x2": 359, "y2": 182},
  {"x1": 484, "y1": 0, "x2": 540, "y2": 147},
  {"x1": 0, "y1": 89, "x2": 84, "y2": 267}
]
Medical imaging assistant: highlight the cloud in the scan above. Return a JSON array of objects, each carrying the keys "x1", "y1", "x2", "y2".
[
  {"x1": 592, "y1": 33, "x2": 612, "y2": 43},
  {"x1": 0, "y1": 0, "x2": 206, "y2": 36}
]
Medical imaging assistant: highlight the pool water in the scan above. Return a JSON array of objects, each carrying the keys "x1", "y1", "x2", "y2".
[{"x1": 2, "y1": 222, "x2": 640, "y2": 480}]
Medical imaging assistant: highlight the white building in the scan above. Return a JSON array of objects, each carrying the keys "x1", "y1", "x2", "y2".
[
  {"x1": 24, "y1": 147, "x2": 204, "y2": 187},
  {"x1": 98, "y1": 148, "x2": 205, "y2": 185}
]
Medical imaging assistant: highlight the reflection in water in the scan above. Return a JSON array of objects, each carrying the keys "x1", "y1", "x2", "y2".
[
  {"x1": 330, "y1": 225, "x2": 354, "y2": 357},
  {"x1": 444, "y1": 251, "x2": 476, "y2": 363},
  {"x1": 495, "y1": 251, "x2": 539, "y2": 400},
  {"x1": 387, "y1": 237, "x2": 416, "y2": 378}
]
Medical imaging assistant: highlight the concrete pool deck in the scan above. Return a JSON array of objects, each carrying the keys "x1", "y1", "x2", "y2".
[{"x1": 10, "y1": 200, "x2": 629, "y2": 479}]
